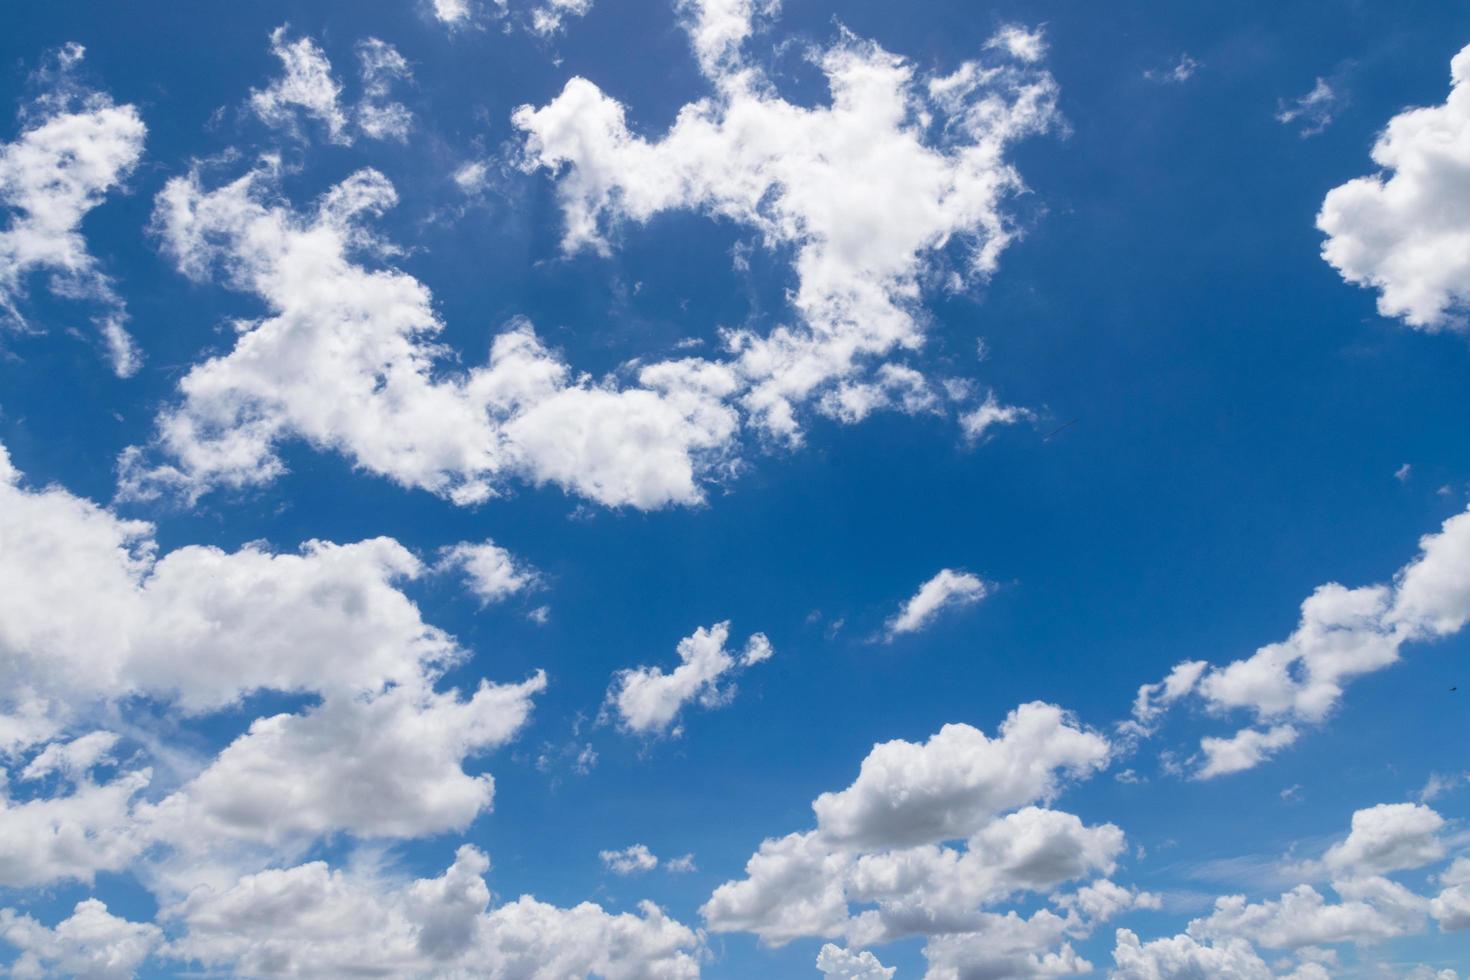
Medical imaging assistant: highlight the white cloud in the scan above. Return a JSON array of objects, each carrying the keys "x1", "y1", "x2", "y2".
[
  {"x1": 811, "y1": 702, "x2": 1109, "y2": 849},
  {"x1": 602, "y1": 843, "x2": 659, "y2": 875},
  {"x1": 1, "y1": 441, "x2": 546, "y2": 867},
  {"x1": 514, "y1": 5, "x2": 1057, "y2": 444},
  {"x1": 142, "y1": 671, "x2": 545, "y2": 847},
  {"x1": 1111, "y1": 928, "x2": 1276, "y2": 979},
  {"x1": 437, "y1": 539, "x2": 539, "y2": 604},
  {"x1": 250, "y1": 27, "x2": 349, "y2": 143},
  {"x1": 986, "y1": 25, "x2": 1048, "y2": 64},
  {"x1": 885, "y1": 568, "x2": 991, "y2": 638},
  {"x1": 1276, "y1": 78, "x2": 1339, "y2": 137},
  {"x1": 1430, "y1": 857, "x2": 1470, "y2": 931},
  {"x1": 1319, "y1": 803, "x2": 1445, "y2": 877},
  {"x1": 0, "y1": 43, "x2": 145, "y2": 376},
  {"x1": 1120, "y1": 660, "x2": 1207, "y2": 743},
  {"x1": 0, "y1": 761, "x2": 150, "y2": 888},
  {"x1": 0, "y1": 899, "x2": 161, "y2": 980},
  {"x1": 606, "y1": 621, "x2": 772, "y2": 735},
  {"x1": 1134, "y1": 508, "x2": 1470, "y2": 776},
  {"x1": 432, "y1": 0, "x2": 474, "y2": 25},
  {"x1": 959, "y1": 392, "x2": 1032, "y2": 442},
  {"x1": 127, "y1": 162, "x2": 741, "y2": 510},
  {"x1": 1188, "y1": 876, "x2": 1429, "y2": 949},
  {"x1": 816, "y1": 943, "x2": 895, "y2": 979},
  {"x1": 1, "y1": 441, "x2": 474, "y2": 722},
  {"x1": 1318, "y1": 43, "x2": 1470, "y2": 328},
  {"x1": 702, "y1": 701, "x2": 1135, "y2": 974},
  {"x1": 530, "y1": 0, "x2": 594, "y2": 36},
  {"x1": 1195, "y1": 725, "x2": 1300, "y2": 780},
  {"x1": 164, "y1": 845, "x2": 702, "y2": 977},
  {"x1": 356, "y1": 38, "x2": 413, "y2": 142}
]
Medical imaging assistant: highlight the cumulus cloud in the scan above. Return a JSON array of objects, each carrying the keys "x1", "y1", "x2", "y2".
[
  {"x1": 125, "y1": 162, "x2": 741, "y2": 510},
  {"x1": 0, "y1": 43, "x2": 145, "y2": 375},
  {"x1": 811, "y1": 702, "x2": 1109, "y2": 849},
  {"x1": 1319, "y1": 803, "x2": 1445, "y2": 877},
  {"x1": 514, "y1": 1, "x2": 1056, "y2": 444},
  {"x1": 816, "y1": 943, "x2": 895, "y2": 979},
  {"x1": 606, "y1": 621, "x2": 772, "y2": 735},
  {"x1": 0, "y1": 757, "x2": 150, "y2": 888},
  {"x1": 1319, "y1": 43, "x2": 1470, "y2": 328},
  {"x1": 1131, "y1": 508, "x2": 1470, "y2": 776},
  {"x1": 163, "y1": 845, "x2": 702, "y2": 977},
  {"x1": 437, "y1": 539, "x2": 539, "y2": 604},
  {"x1": 885, "y1": 568, "x2": 990, "y2": 638},
  {"x1": 1189, "y1": 876, "x2": 1429, "y2": 950},
  {"x1": 1, "y1": 441, "x2": 546, "y2": 868},
  {"x1": 1111, "y1": 928, "x2": 1277, "y2": 979},
  {"x1": 703, "y1": 701, "x2": 1141, "y2": 973},
  {"x1": 0, "y1": 899, "x2": 161, "y2": 980}
]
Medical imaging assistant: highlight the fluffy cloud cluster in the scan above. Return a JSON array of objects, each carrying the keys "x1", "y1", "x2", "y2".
[
  {"x1": 606, "y1": 621, "x2": 772, "y2": 735},
  {"x1": 1114, "y1": 801, "x2": 1470, "y2": 978},
  {"x1": 0, "y1": 43, "x2": 145, "y2": 375},
  {"x1": 886, "y1": 567, "x2": 990, "y2": 638},
  {"x1": 0, "y1": 440, "x2": 551, "y2": 877},
  {"x1": 514, "y1": 0, "x2": 1051, "y2": 443},
  {"x1": 125, "y1": 161, "x2": 740, "y2": 509},
  {"x1": 0, "y1": 442, "x2": 713, "y2": 976},
  {"x1": 1319, "y1": 42, "x2": 1470, "y2": 329},
  {"x1": 1124, "y1": 508, "x2": 1470, "y2": 777},
  {"x1": 702, "y1": 701, "x2": 1149, "y2": 976},
  {"x1": 0, "y1": 900, "x2": 161, "y2": 980},
  {"x1": 159, "y1": 845, "x2": 701, "y2": 977},
  {"x1": 250, "y1": 28, "x2": 412, "y2": 145}
]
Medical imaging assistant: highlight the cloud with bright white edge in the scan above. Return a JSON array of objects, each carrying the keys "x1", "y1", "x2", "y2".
[
  {"x1": 1123, "y1": 506, "x2": 1470, "y2": 777},
  {"x1": 816, "y1": 943, "x2": 895, "y2": 979},
  {"x1": 0, "y1": 43, "x2": 145, "y2": 376},
  {"x1": 886, "y1": 567, "x2": 991, "y2": 638},
  {"x1": 1319, "y1": 42, "x2": 1470, "y2": 329},
  {"x1": 701, "y1": 701, "x2": 1156, "y2": 975},
  {"x1": 514, "y1": 0, "x2": 1055, "y2": 443},
  {"x1": 606, "y1": 621, "x2": 772, "y2": 736}
]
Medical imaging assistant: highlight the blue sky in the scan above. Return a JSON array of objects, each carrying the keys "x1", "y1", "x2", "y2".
[{"x1": 3, "y1": 0, "x2": 1470, "y2": 977}]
